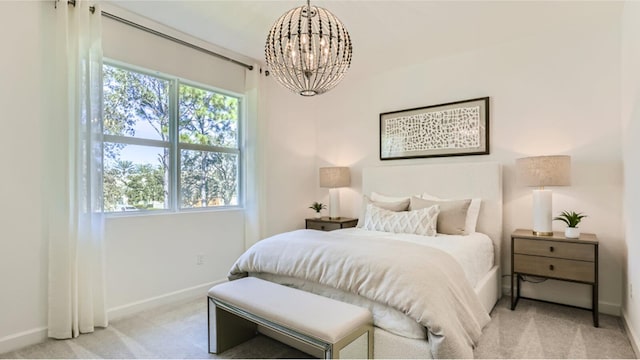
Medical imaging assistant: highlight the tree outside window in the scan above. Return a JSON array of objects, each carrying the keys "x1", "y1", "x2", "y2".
[{"x1": 102, "y1": 63, "x2": 241, "y2": 213}]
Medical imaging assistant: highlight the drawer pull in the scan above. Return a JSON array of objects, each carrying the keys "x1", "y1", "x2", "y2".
[
  {"x1": 549, "y1": 246, "x2": 554, "y2": 252},
  {"x1": 321, "y1": 225, "x2": 325, "y2": 230},
  {"x1": 549, "y1": 264, "x2": 555, "y2": 271}
]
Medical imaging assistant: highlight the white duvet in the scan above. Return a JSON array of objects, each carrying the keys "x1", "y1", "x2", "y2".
[
  {"x1": 229, "y1": 228, "x2": 492, "y2": 358},
  {"x1": 252, "y1": 228, "x2": 494, "y2": 341},
  {"x1": 338, "y1": 228, "x2": 495, "y2": 288}
]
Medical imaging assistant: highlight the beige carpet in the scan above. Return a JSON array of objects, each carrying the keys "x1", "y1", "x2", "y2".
[
  {"x1": 1, "y1": 296, "x2": 636, "y2": 359},
  {"x1": 475, "y1": 298, "x2": 636, "y2": 359}
]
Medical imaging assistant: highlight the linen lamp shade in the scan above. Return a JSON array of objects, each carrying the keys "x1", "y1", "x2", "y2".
[
  {"x1": 319, "y1": 167, "x2": 350, "y2": 219},
  {"x1": 516, "y1": 155, "x2": 571, "y2": 236},
  {"x1": 516, "y1": 155, "x2": 571, "y2": 187},
  {"x1": 319, "y1": 167, "x2": 351, "y2": 188}
]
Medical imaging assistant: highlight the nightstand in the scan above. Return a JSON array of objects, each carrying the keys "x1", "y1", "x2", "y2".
[
  {"x1": 305, "y1": 217, "x2": 358, "y2": 231},
  {"x1": 511, "y1": 229, "x2": 599, "y2": 327}
]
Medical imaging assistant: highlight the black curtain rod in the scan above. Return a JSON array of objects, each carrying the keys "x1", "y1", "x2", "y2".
[{"x1": 63, "y1": 0, "x2": 254, "y2": 71}]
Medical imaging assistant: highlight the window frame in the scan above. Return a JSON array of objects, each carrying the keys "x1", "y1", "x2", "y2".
[{"x1": 103, "y1": 59, "x2": 244, "y2": 215}]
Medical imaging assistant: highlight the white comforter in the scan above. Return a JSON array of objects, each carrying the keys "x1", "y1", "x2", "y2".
[
  {"x1": 229, "y1": 229, "x2": 491, "y2": 359},
  {"x1": 338, "y1": 228, "x2": 495, "y2": 288}
]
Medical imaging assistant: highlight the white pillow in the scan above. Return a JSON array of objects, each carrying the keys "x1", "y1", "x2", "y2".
[
  {"x1": 370, "y1": 191, "x2": 411, "y2": 203},
  {"x1": 422, "y1": 193, "x2": 481, "y2": 234},
  {"x1": 356, "y1": 195, "x2": 410, "y2": 228},
  {"x1": 363, "y1": 203, "x2": 439, "y2": 236}
]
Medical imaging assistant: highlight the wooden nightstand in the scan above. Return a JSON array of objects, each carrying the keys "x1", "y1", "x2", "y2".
[
  {"x1": 305, "y1": 217, "x2": 358, "y2": 231},
  {"x1": 511, "y1": 229, "x2": 599, "y2": 327}
]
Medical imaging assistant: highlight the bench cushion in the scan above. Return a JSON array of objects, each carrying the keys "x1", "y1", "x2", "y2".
[{"x1": 208, "y1": 277, "x2": 372, "y2": 344}]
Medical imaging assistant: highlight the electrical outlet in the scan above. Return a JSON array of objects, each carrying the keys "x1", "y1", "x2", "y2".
[{"x1": 196, "y1": 254, "x2": 204, "y2": 265}]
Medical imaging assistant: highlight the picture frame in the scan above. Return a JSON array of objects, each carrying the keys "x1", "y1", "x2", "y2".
[{"x1": 380, "y1": 97, "x2": 490, "y2": 160}]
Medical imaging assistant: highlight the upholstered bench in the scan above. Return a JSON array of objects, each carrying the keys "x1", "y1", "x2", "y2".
[{"x1": 207, "y1": 277, "x2": 373, "y2": 359}]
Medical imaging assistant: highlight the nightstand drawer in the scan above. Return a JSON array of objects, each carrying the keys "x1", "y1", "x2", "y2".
[
  {"x1": 305, "y1": 217, "x2": 358, "y2": 231},
  {"x1": 514, "y1": 238, "x2": 595, "y2": 262},
  {"x1": 513, "y1": 254, "x2": 595, "y2": 282},
  {"x1": 306, "y1": 221, "x2": 342, "y2": 231}
]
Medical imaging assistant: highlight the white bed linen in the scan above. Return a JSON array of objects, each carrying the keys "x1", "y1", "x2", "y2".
[
  {"x1": 252, "y1": 272, "x2": 428, "y2": 339},
  {"x1": 248, "y1": 228, "x2": 494, "y2": 341},
  {"x1": 336, "y1": 228, "x2": 494, "y2": 288},
  {"x1": 231, "y1": 229, "x2": 491, "y2": 358}
]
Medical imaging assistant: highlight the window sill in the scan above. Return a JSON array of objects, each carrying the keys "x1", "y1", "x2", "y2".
[{"x1": 105, "y1": 206, "x2": 244, "y2": 219}]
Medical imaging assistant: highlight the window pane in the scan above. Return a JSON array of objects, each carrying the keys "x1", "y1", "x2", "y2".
[
  {"x1": 104, "y1": 143, "x2": 169, "y2": 212},
  {"x1": 178, "y1": 84, "x2": 238, "y2": 148},
  {"x1": 180, "y1": 150, "x2": 238, "y2": 208},
  {"x1": 103, "y1": 64, "x2": 170, "y2": 141}
]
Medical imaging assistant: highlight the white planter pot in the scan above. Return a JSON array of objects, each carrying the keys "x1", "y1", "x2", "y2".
[
  {"x1": 565, "y1": 227, "x2": 580, "y2": 239},
  {"x1": 314, "y1": 213, "x2": 322, "y2": 219}
]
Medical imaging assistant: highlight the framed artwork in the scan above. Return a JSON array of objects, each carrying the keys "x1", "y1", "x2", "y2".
[{"x1": 380, "y1": 97, "x2": 490, "y2": 160}]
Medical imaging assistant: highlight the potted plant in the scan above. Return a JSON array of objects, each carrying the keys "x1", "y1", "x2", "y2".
[
  {"x1": 553, "y1": 210, "x2": 587, "y2": 238},
  {"x1": 309, "y1": 202, "x2": 326, "y2": 219}
]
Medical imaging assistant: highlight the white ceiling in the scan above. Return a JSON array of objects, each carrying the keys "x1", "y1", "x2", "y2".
[{"x1": 108, "y1": 1, "x2": 622, "y2": 76}]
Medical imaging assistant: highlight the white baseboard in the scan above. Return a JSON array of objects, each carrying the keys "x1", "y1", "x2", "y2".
[
  {"x1": 0, "y1": 326, "x2": 48, "y2": 355},
  {"x1": 599, "y1": 301, "x2": 621, "y2": 316},
  {"x1": 501, "y1": 284, "x2": 621, "y2": 316},
  {"x1": 0, "y1": 279, "x2": 227, "y2": 355},
  {"x1": 622, "y1": 309, "x2": 640, "y2": 358},
  {"x1": 107, "y1": 279, "x2": 227, "y2": 321}
]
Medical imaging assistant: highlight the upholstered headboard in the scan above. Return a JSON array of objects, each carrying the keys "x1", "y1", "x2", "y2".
[{"x1": 362, "y1": 162, "x2": 503, "y2": 268}]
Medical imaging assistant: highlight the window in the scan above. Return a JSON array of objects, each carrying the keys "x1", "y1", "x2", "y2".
[{"x1": 102, "y1": 62, "x2": 241, "y2": 213}]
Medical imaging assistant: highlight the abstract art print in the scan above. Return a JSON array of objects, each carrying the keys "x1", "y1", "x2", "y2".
[{"x1": 380, "y1": 97, "x2": 490, "y2": 160}]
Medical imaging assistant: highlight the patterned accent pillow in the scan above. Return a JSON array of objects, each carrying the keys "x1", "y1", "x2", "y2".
[
  {"x1": 356, "y1": 195, "x2": 411, "y2": 228},
  {"x1": 363, "y1": 203, "x2": 439, "y2": 236}
]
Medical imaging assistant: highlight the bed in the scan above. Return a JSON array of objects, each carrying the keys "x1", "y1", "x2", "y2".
[{"x1": 230, "y1": 162, "x2": 503, "y2": 358}]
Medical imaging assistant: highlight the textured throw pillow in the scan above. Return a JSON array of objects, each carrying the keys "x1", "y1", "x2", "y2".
[
  {"x1": 363, "y1": 203, "x2": 439, "y2": 236},
  {"x1": 410, "y1": 197, "x2": 471, "y2": 235},
  {"x1": 422, "y1": 193, "x2": 482, "y2": 234},
  {"x1": 356, "y1": 195, "x2": 411, "y2": 228}
]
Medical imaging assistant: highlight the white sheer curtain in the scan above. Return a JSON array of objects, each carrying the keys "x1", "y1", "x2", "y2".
[
  {"x1": 244, "y1": 64, "x2": 267, "y2": 249},
  {"x1": 48, "y1": 0, "x2": 107, "y2": 339}
]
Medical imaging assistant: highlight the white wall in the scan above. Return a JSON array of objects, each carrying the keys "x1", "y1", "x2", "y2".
[
  {"x1": 99, "y1": 5, "x2": 253, "y2": 318},
  {"x1": 261, "y1": 80, "x2": 318, "y2": 236},
  {"x1": 621, "y1": 1, "x2": 640, "y2": 355},
  {"x1": 0, "y1": 1, "x2": 51, "y2": 352},
  {"x1": 308, "y1": 17, "x2": 624, "y2": 314},
  {"x1": 105, "y1": 210, "x2": 245, "y2": 316}
]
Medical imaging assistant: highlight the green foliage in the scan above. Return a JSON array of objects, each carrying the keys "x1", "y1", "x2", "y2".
[
  {"x1": 180, "y1": 151, "x2": 238, "y2": 207},
  {"x1": 102, "y1": 64, "x2": 239, "y2": 211},
  {"x1": 309, "y1": 202, "x2": 326, "y2": 213},
  {"x1": 178, "y1": 84, "x2": 238, "y2": 147},
  {"x1": 553, "y1": 211, "x2": 587, "y2": 228},
  {"x1": 103, "y1": 160, "x2": 166, "y2": 211}
]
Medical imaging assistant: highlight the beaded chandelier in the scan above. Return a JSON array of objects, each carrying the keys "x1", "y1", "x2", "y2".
[{"x1": 265, "y1": 0, "x2": 353, "y2": 96}]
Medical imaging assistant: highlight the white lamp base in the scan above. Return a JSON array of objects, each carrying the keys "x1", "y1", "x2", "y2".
[
  {"x1": 532, "y1": 189, "x2": 553, "y2": 236},
  {"x1": 329, "y1": 188, "x2": 340, "y2": 219}
]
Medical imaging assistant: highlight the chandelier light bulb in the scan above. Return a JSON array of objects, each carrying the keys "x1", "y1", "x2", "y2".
[{"x1": 265, "y1": 0, "x2": 353, "y2": 96}]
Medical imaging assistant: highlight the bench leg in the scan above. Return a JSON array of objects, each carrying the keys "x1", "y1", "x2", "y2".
[
  {"x1": 333, "y1": 325, "x2": 374, "y2": 359},
  {"x1": 368, "y1": 327, "x2": 374, "y2": 359},
  {"x1": 208, "y1": 297, "x2": 257, "y2": 354}
]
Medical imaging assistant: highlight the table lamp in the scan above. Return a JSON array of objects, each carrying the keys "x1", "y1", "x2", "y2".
[
  {"x1": 319, "y1": 167, "x2": 350, "y2": 219},
  {"x1": 516, "y1": 155, "x2": 571, "y2": 235}
]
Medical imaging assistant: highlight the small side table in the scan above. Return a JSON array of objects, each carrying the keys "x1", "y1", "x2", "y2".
[
  {"x1": 305, "y1": 217, "x2": 358, "y2": 231},
  {"x1": 511, "y1": 228, "x2": 599, "y2": 327}
]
